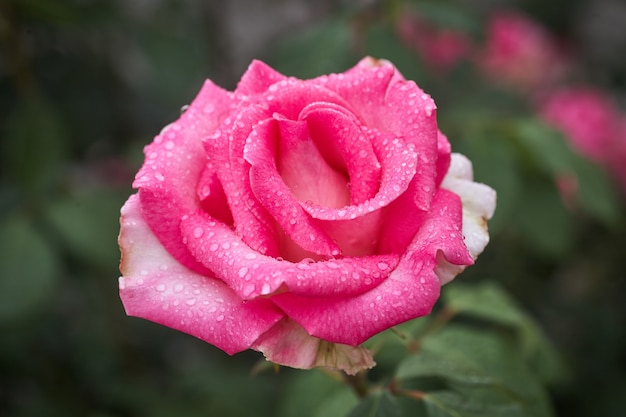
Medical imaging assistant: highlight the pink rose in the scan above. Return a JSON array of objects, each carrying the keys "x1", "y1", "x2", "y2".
[
  {"x1": 539, "y1": 87, "x2": 626, "y2": 193},
  {"x1": 396, "y1": 12, "x2": 472, "y2": 73},
  {"x1": 118, "y1": 58, "x2": 495, "y2": 374},
  {"x1": 477, "y1": 11, "x2": 568, "y2": 92},
  {"x1": 539, "y1": 87, "x2": 623, "y2": 162}
]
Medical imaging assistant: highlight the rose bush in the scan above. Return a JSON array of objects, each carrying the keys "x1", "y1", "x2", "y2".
[{"x1": 118, "y1": 57, "x2": 496, "y2": 374}]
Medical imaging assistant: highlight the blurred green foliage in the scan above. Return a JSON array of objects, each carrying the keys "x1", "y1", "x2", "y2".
[{"x1": 1, "y1": 0, "x2": 625, "y2": 416}]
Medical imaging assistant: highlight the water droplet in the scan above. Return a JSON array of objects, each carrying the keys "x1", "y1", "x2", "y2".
[
  {"x1": 193, "y1": 227, "x2": 204, "y2": 238},
  {"x1": 377, "y1": 262, "x2": 389, "y2": 270},
  {"x1": 156, "y1": 284, "x2": 166, "y2": 292},
  {"x1": 216, "y1": 314, "x2": 225, "y2": 322},
  {"x1": 203, "y1": 103, "x2": 215, "y2": 114},
  {"x1": 165, "y1": 141, "x2": 174, "y2": 150},
  {"x1": 209, "y1": 243, "x2": 219, "y2": 252},
  {"x1": 174, "y1": 283, "x2": 184, "y2": 292},
  {"x1": 238, "y1": 267, "x2": 248, "y2": 278},
  {"x1": 155, "y1": 172, "x2": 165, "y2": 182},
  {"x1": 243, "y1": 283, "x2": 255, "y2": 297},
  {"x1": 261, "y1": 283, "x2": 271, "y2": 295},
  {"x1": 186, "y1": 298, "x2": 196, "y2": 306}
]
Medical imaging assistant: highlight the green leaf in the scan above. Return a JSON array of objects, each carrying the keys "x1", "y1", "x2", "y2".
[
  {"x1": 267, "y1": 19, "x2": 356, "y2": 79},
  {"x1": 312, "y1": 387, "x2": 360, "y2": 417},
  {"x1": 513, "y1": 181, "x2": 576, "y2": 258},
  {"x1": 0, "y1": 212, "x2": 59, "y2": 323},
  {"x1": 442, "y1": 281, "x2": 566, "y2": 385},
  {"x1": 347, "y1": 390, "x2": 403, "y2": 417},
  {"x1": 396, "y1": 325, "x2": 554, "y2": 417},
  {"x1": 443, "y1": 281, "x2": 526, "y2": 327},
  {"x1": 423, "y1": 389, "x2": 527, "y2": 417},
  {"x1": 276, "y1": 370, "x2": 357, "y2": 417},
  {"x1": 513, "y1": 119, "x2": 620, "y2": 225}
]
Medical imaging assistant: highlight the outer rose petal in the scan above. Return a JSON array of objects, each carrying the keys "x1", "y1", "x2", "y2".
[
  {"x1": 118, "y1": 195, "x2": 284, "y2": 355},
  {"x1": 179, "y1": 210, "x2": 399, "y2": 300},
  {"x1": 134, "y1": 80, "x2": 234, "y2": 273},
  {"x1": 252, "y1": 319, "x2": 375, "y2": 375},
  {"x1": 439, "y1": 153, "x2": 496, "y2": 284},
  {"x1": 272, "y1": 189, "x2": 473, "y2": 346}
]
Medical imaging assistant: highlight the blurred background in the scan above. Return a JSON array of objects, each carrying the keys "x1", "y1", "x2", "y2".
[{"x1": 1, "y1": 0, "x2": 625, "y2": 416}]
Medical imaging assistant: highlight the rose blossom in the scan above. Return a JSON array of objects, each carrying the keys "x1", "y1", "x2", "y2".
[
  {"x1": 118, "y1": 57, "x2": 496, "y2": 374},
  {"x1": 539, "y1": 86, "x2": 626, "y2": 192},
  {"x1": 396, "y1": 12, "x2": 472, "y2": 73},
  {"x1": 539, "y1": 87, "x2": 623, "y2": 162},
  {"x1": 477, "y1": 11, "x2": 568, "y2": 93}
]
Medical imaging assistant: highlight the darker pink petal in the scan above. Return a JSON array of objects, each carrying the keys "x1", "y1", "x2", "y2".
[
  {"x1": 301, "y1": 102, "x2": 381, "y2": 205},
  {"x1": 271, "y1": 189, "x2": 472, "y2": 346},
  {"x1": 179, "y1": 210, "x2": 398, "y2": 300},
  {"x1": 119, "y1": 195, "x2": 284, "y2": 355},
  {"x1": 134, "y1": 80, "x2": 235, "y2": 273},
  {"x1": 236, "y1": 60, "x2": 288, "y2": 96},
  {"x1": 244, "y1": 118, "x2": 343, "y2": 258}
]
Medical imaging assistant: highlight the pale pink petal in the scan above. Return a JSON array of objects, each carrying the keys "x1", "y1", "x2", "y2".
[
  {"x1": 118, "y1": 195, "x2": 284, "y2": 355},
  {"x1": 438, "y1": 153, "x2": 496, "y2": 284},
  {"x1": 271, "y1": 189, "x2": 472, "y2": 346},
  {"x1": 179, "y1": 210, "x2": 399, "y2": 300},
  {"x1": 133, "y1": 80, "x2": 235, "y2": 273},
  {"x1": 253, "y1": 319, "x2": 375, "y2": 375}
]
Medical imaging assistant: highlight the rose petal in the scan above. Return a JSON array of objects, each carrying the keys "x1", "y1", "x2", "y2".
[
  {"x1": 244, "y1": 118, "x2": 342, "y2": 258},
  {"x1": 236, "y1": 60, "x2": 288, "y2": 96},
  {"x1": 134, "y1": 80, "x2": 234, "y2": 273},
  {"x1": 438, "y1": 153, "x2": 496, "y2": 284},
  {"x1": 118, "y1": 195, "x2": 284, "y2": 355},
  {"x1": 315, "y1": 57, "x2": 440, "y2": 211},
  {"x1": 271, "y1": 189, "x2": 472, "y2": 346},
  {"x1": 179, "y1": 209, "x2": 399, "y2": 299},
  {"x1": 300, "y1": 102, "x2": 382, "y2": 204},
  {"x1": 253, "y1": 319, "x2": 375, "y2": 375},
  {"x1": 302, "y1": 130, "x2": 418, "y2": 221}
]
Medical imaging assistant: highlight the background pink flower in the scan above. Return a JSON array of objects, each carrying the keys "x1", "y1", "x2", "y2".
[
  {"x1": 539, "y1": 87, "x2": 623, "y2": 162},
  {"x1": 396, "y1": 12, "x2": 472, "y2": 73},
  {"x1": 477, "y1": 11, "x2": 568, "y2": 92}
]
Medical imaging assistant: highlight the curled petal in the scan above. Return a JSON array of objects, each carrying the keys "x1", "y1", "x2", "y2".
[
  {"x1": 244, "y1": 118, "x2": 343, "y2": 257},
  {"x1": 118, "y1": 195, "x2": 284, "y2": 355},
  {"x1": 253, "y1": 319, "x2": 375, "y2": 375},
  {"x1": 272, "y1": 189, "x2": 472, "y2": 346},
  {"x1": 179, "y1": 210, "x2": 399, "y2": 300}
]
